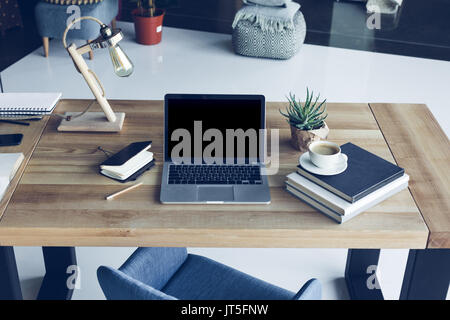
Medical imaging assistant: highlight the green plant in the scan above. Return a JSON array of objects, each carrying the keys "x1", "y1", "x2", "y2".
[
  {"x1": 279, "y1": 88, "x2": 327, "y2": 131},
  {"x1": 129, "y1": 0, "x2": 176, "y2": 17},
  {"x1": 135, "y1": 0, "x2": 157, "y2": 17}
]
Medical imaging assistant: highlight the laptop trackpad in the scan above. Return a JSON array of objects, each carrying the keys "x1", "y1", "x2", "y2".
[{"x1": 197, "y1": 186, "x2": 234, "y2": 202}]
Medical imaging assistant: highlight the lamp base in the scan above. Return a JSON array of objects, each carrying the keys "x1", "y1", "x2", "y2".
[{"x1": 57, "y1": 112, "x2": 125, "y2": 132}]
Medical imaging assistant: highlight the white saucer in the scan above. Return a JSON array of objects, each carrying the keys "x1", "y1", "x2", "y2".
[{"x1": 299, "y1": 153, "x2": 348, "y2": 176}]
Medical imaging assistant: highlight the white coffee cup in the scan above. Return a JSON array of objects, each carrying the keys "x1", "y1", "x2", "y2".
[{"x1": 308, "y1": 141, "x2": 346, "y2": 168}]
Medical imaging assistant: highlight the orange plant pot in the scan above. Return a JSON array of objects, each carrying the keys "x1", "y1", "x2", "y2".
[{"x1": 132, "y1": 8, "x2": 165, "y2": 45}]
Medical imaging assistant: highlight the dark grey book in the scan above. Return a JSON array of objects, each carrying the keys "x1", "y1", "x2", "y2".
[{"x1": 297, "y1": 142, "x2": 404, "y2": 203}]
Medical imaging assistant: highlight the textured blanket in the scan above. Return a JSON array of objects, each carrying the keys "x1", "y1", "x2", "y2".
[
  {"x1": 233, "y1": 2, "x2": 300, "y2": 32},
  {"x1": 242, "y1": 0, "x2": 292, "y2": 7}
]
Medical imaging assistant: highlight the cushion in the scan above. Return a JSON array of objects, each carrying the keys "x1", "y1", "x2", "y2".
[
  {"x1": 161, "y1": 254, "x2": 295, "y2": 300},
  {"x1": 232, "y1": 10, "x2": 306, "y2": 60}
]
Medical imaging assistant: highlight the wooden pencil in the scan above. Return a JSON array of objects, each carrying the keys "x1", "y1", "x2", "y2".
[{"x1": 106, "y1": 182, "x2": 143, "y2": 200}]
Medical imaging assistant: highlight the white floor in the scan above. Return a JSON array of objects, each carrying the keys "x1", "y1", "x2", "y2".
[{"x1": 2, "y1": 22, "x2": 450, "y2": 300}]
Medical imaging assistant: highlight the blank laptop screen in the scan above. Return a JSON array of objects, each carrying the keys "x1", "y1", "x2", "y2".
[{"x1": 165, "y1": 95, "x2": 264, "y2": 164}]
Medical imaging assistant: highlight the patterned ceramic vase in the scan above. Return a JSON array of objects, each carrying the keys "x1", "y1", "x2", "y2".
[{"x1": 290, "y1": 122, "x2": 329, "y2": 152}]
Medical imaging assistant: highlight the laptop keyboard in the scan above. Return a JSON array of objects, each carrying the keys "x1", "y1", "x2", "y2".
[{"x1": 168, "y1": 164, "x2": 262, "y2": 185}]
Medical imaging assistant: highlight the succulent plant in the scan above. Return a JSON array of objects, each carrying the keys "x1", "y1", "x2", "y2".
[{"x1": 279, "y1": 88, "x2": 327, "y2": 131}]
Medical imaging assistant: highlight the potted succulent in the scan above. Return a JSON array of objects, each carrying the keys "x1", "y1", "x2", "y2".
[
  {"x1": 280, "y1": 89, "x2": 329, "y2": 152},
  {"x1": 132, "y1": 0, "x2": 165, "y2": 45}
]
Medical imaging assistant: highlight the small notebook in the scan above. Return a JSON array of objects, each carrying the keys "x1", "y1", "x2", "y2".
[
  {"x1": 297, "y1": 143, "x2": 404, "y2": 203},
  {"x1": 100, "y1": 141, "x2": 155, "y2": 183},
  {"x1": 0, "y1": 92, "x2": 61, "y2": 116},
  {"x1": 101, "y1": 151, "x2": 154, "y2": 180},
  {"x1": 0, "y1": 153, "x2": 24, "y2": 200}
]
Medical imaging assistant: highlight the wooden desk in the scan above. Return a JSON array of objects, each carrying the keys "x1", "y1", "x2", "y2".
[
  {"x1": 1, "y1": 99, "x2": 444, "y2": 249},
  {"x1": 0, "y1": 100, "x2": 448, "y2": 300}
]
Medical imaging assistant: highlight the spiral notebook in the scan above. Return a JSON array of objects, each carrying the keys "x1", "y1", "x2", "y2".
[{"x1": 0, "y1": 92, "x2": 61, "y2": 117}]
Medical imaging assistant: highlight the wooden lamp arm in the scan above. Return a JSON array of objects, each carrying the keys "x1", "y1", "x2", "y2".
[
  {"x1": 63, "y1": 16, "x2": 117, "y2": 123},
  {"x1": 66, "y1": 44, "x2": 117, "y2": 123},
  {"x1": 76, "y1": 43, "x2": 93, "y2": 56}
]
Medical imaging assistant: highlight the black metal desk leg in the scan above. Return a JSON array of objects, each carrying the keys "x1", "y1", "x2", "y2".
[
  {"x1": 400, "y1": 249, "x2": 450, "y2": 300},
  {"x1": 37, "y1": 247, "x2": 77, "y2": 300},
  {"x1": 0, "y1": 246, "x2": 23, "y2": 300},
  {"x1": 345, "y1": 249, "x2": 384, "y2": 300}
]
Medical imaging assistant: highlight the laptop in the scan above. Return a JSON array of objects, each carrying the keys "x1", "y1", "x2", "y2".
[{"x1": 160, "y1": 94, "x2": 271, "y2": 204}]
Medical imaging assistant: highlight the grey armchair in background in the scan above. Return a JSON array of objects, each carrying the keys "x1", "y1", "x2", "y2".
[{"x1": 34, "y1": 0, "x2": 119, "y2": 58}]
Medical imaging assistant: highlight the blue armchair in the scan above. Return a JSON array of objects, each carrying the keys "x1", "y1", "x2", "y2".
[
  {"x1": 97, "y1": 247, "x2": 322, "y2": 300},
  {"x1": 34, "y1": 0, "x2": 119, "y2": 58}
]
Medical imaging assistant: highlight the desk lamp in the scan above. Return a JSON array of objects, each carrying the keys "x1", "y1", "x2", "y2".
[{"x1": 58, "y1": 16, "x2": 134, "y2": 132}]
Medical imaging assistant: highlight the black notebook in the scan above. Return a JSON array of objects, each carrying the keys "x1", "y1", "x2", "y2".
[
  {"x1": 99, "y1": 141, "x2": 155, "y2": 183},
  {"x1": 297, "y1": 142, "x2": 404, "y2": 203}
]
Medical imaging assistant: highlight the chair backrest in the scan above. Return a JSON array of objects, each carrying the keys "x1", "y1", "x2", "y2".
[
  {"x1": 118, "y1": 247, "x2": 188, "y2": 290},
  {"x1": 35, "y1": 0, "x2": 119, "y2": 40}
]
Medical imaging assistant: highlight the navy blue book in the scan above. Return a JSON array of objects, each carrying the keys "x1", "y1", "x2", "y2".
[{"x1": 297, "y1": 142, "x2": 404, "y2": 203}]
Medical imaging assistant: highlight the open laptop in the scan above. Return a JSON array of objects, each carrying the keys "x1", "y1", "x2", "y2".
[{"x1": 160, "y1": 94, "x2": 271, "y2": 204}]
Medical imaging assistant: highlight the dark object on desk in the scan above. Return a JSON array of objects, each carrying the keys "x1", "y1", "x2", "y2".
[
  {"x1": 0, "y1": 134, "x2": 23, "y2": 147},
  {"x1": 297, "y1": 142, "x2": 404, "y2": 203},
  {"x1": 0, "y1": 116, "x2": 43, "y2": 121},
  {"x1": 99, "y1": 141, "x2": 155, "y2": 183},
  {"x1": 101, "y1": 141, "x2": 152, "y2": 167},
  {"x1": 0, "y1": 119, "x2": 30, "y2": 126}
]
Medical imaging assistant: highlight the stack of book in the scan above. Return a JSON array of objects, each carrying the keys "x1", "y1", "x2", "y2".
[{"x1": 286, "y1": 143, "x2": 409, "y2": 223}]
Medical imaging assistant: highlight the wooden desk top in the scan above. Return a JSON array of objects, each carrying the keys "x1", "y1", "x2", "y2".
[{"x1": 0, "y1": 99, "x2": 446, "y2": 248}]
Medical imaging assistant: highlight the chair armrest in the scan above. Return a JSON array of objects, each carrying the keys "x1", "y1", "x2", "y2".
[
  {"x1": 292, "y1": 279, "x2": 322, "y2": 300},
  {"x1": 98, "y1": 266, "x2": 177, "y2": 300}
]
